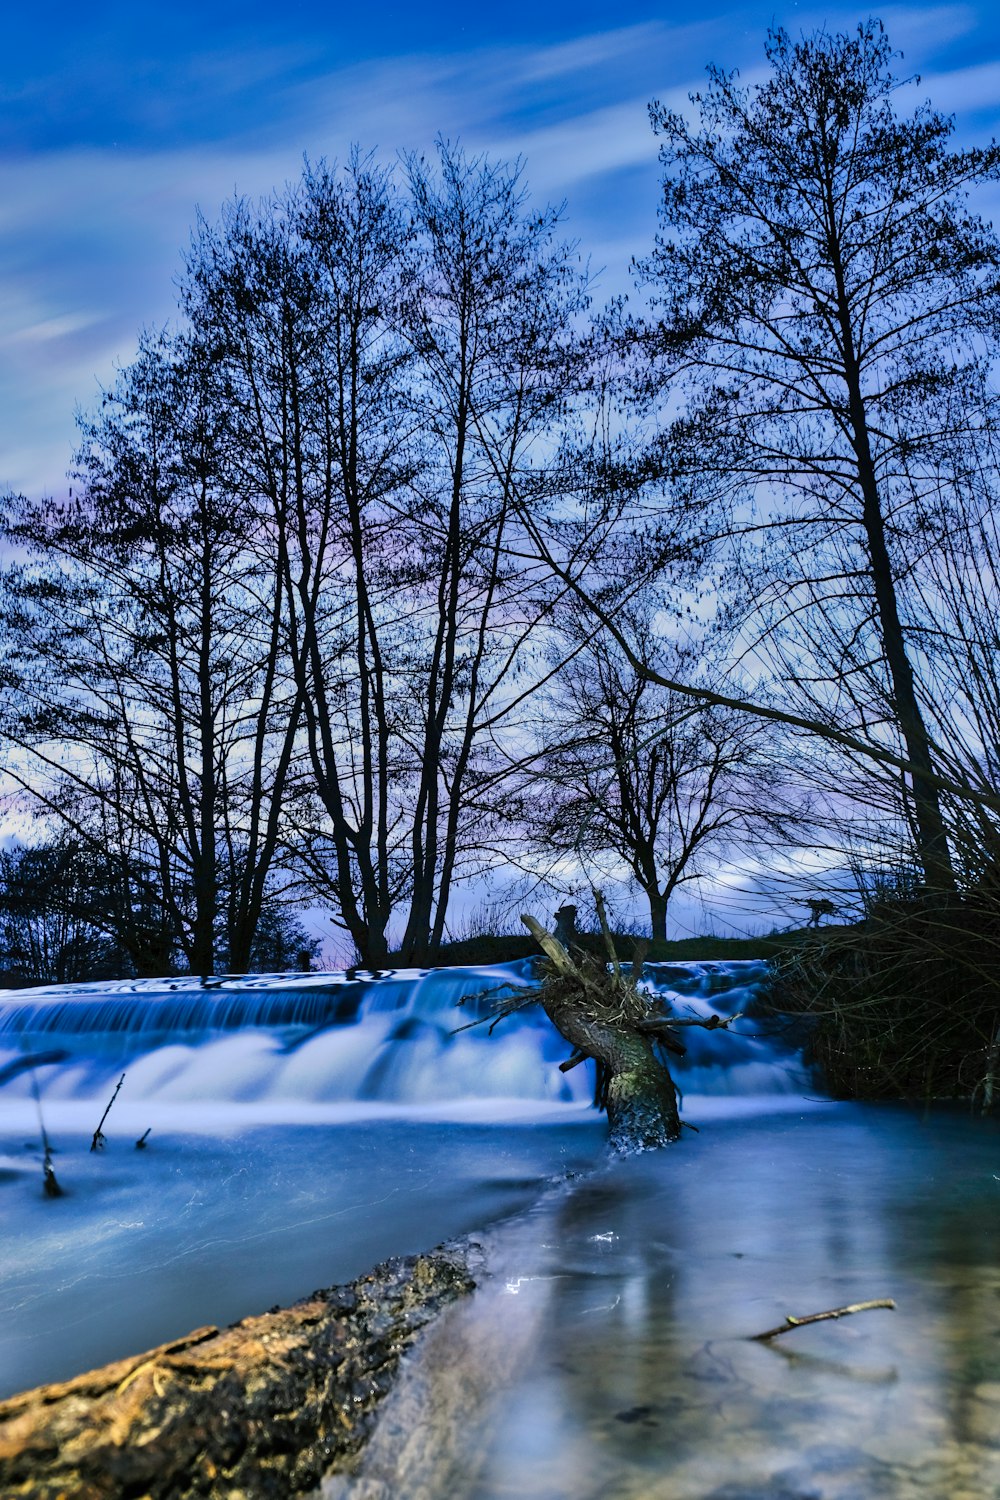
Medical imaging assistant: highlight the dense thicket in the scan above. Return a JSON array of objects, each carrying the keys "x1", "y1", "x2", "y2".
[{"x1": 775, "y1": 883, "x2": 1000, "y2": 1106}]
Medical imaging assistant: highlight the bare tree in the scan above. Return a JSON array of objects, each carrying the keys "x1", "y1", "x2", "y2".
[
  {"x1": 394, "y1": 143, "x2": 588, "y2": 960},
  {"x1": 181, "y1": 155, "x2": 415, "y2": 967},
  {"x1": 1, "y1": 331, "x2": 303, "y2": 975},
  {"x1": 533, "y1": 617, "x2": 789, "y2": 939},
  {"x1": 183, "y1": 146, "x2": 587, "y2": 966},
  {"x1": 502, "y1": 23, "x2": 1000, "y2": 895},
  {"x1": 627, "y1": 21, "x2": 1000, "y2": 890},
  {"x1": 902, "y1": 451, "x2": 1000, "y2": 884}
]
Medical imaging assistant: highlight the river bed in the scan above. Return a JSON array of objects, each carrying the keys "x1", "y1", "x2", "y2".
[{"x1": 326, "y1": 1104, "x2": 1000, "y2": 1500}]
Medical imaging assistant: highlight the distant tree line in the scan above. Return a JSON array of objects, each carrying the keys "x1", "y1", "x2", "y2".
[
  {"x1": 0, "y1": 839, "x2": 320, "y2": 984},
  {"x1": 4, "y1": 24, "x2": 1000, "y2": 1020}
]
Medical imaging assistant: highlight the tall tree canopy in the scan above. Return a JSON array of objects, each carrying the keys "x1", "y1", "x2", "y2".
[
  {"x1": 634, "y1": 20, "x2": 1000, "y2": 890},
  {"x1": 1, "y1": 145, "x2": 589, "y2": 971}
]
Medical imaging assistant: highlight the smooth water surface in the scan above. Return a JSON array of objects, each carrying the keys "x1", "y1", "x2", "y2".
[
  {"x1": 0, "y1": 1114, "x2": 605, "y2": 1398},
  {"x1": 329, "y1": 1105, "x2": 1000, "y2": 1500}
]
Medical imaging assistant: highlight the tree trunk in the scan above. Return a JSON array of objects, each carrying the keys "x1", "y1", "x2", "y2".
[
  {"x1": 826, "y1": 210, "x2": 956, "y2": 894},
  {"x1": 648, "y1": 890, "x2": 668, "y2": 943},
  {"x1": 853, "y1": 413, "x2": 955, "y2": 891},
  {"x1": 521, "y1": 915, "x2": 681, "y2": 1152},
  {"x1": 599, "y1": 1030, "x2": 681, "y2": 1154},
  {"x1": 0, "y1": 1250, "x2": 473, "y2": 1500}
]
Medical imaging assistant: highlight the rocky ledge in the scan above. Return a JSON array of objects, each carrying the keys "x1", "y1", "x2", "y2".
[{"x1": 0, "y1": 1247, "x2": 475, "y2": 1500}]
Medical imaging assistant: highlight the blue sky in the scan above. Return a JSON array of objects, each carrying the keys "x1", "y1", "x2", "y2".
[{"x1": 3, "y1": 1, "x2": 1000, "y2": 498}]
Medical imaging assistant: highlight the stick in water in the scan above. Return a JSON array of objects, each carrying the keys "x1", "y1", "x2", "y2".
[
  {"x1": 750, "y1": 1298, "x2": 896, "y2": 1341},
  {"x1": 135, "y1": 1128, "x2": 152, "y2": 1150},
  {"x1": 91, "y1": 1073, "x2": 126, "y2": 1151},
  {"x1": 42, "y1": 1144, "x2": 62, "y2": 1198},
  {"x1": 27, "y1": 1060, "x2": 63, "y2": 1198}
]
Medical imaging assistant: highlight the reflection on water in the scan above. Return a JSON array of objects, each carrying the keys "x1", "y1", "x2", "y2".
[{"x1": 329, "y1": 1105, "x2": 1000, "y2": 1500}]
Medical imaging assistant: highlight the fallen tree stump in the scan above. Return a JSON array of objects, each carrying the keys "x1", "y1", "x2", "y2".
[
  {"x1": 519, "y1": 911, "x2": 683, "y2": 1152},
  {"x1": 451, "y1": 904, "x2": 746, "y2": 1155},
  {"x1": 0, "y1": 1248, "x2": 474, "y2": 1500}
]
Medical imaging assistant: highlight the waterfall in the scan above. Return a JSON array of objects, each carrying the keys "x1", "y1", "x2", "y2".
[{"x1": 0, "y1": 958, "x2": 810, "y2": 1115}]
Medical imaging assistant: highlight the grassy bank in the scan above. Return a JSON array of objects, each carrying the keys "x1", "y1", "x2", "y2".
[{"x1": 412, "y1": 926, "x2": 819, "y2": 969}]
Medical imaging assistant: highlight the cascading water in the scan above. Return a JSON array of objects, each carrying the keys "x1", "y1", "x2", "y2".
[
  {"x1": 0, "y1": 957, "x2": 809, "y2": 1120},
  {"x1": 0, "y1": 957, "x2": 816, "y2": 1401}
]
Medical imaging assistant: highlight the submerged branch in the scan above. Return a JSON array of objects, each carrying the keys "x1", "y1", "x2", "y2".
[{"x1": 750, "y1": 1298, "x2": 896, "y2": 1341}]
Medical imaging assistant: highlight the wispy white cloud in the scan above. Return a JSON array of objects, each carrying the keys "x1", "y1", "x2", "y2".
[
  {"x1": 904, "y1": 57, "x2": 1000, "y2": 115},
  {"x1": 493, "y1": 97, "x2": 663, "y2": 189},
  {"x1": 1, "y1": 24, "x2": 685, "y2": 495},
  {"x1": 5, "y1": 5, "x2": 1000, "y2": 498},
  {"x1": 0, "y1": 143, "x2": 303, "y2": 494},
  {"x1": 877, "y1": 2, "x2": 979, "y2": 54},
  {"x1": 7, "y1": 312, "x2": 106, "y2": 345},
  {"x1": 515, "y1": 23, "x2": 686, "y2": 84}
]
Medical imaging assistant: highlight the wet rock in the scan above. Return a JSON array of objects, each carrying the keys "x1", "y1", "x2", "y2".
[{"x1": 0, "y1": 1248, "x2": 474, "y2": 1499}]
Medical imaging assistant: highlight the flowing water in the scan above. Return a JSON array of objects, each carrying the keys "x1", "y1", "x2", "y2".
[
  {"x1": 0, "y1": 957, "x2": 797, "y2": 1111},
  {"x1": 0, "y1": 957, "x2": 793, "y2": 1398},
  {"x1": 325, "y1": 1106, "x2": 1000, "y2": 1500},
  {"x1": 2, "y1": 958, "x2": 996, "y2": 1499}
]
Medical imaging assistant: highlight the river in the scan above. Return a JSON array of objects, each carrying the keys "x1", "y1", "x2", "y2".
[
  {"x1": 327, "y1": 1103, "x2": 1000, "y2": 1500},
  {"x1": 2, "y1": 959, "x2": 996, "y2": 1498}
]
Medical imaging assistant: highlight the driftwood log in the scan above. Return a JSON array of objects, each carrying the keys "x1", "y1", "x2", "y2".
[{"x1": 0, "y1": 1248, "x2": 474, "y2": 1500}]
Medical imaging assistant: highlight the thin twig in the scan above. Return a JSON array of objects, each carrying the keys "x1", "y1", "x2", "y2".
[
  {"x1": 449, "y1": 983, "x2": 536, "y2": 1035},
  {"x1": 639, "y1": 1011, "x2": 745, "y2": 1032},
  {"x1": 592, "y1": 889, "x2": 621, "y2": 979},
  {"x1": 750, "y1": 1298, "x2": 896, "y2": 1341},
  {"x1": 91, "y1": 1073, "x2": 126, "y2": 1152},
  {"x1": 28, "y1": 1062, "x2": 63, "y2": 1198}
]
